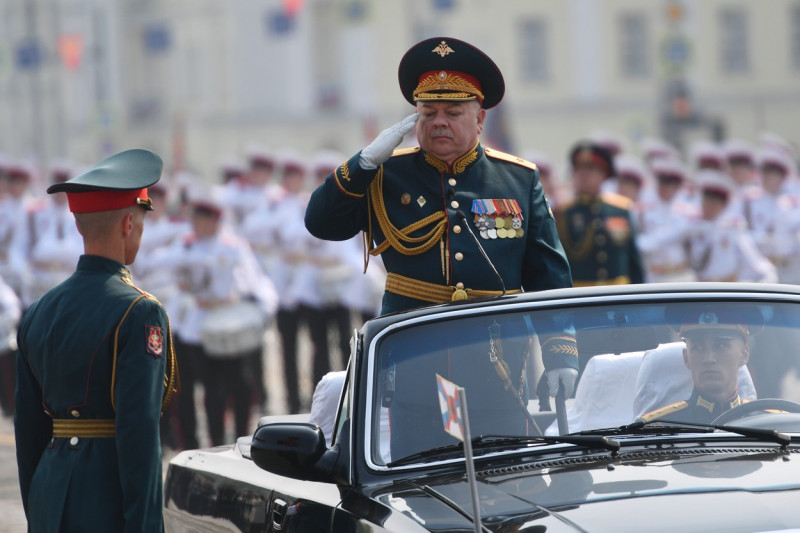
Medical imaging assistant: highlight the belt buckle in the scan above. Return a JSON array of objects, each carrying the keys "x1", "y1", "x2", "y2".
[{"x1": 452, "y1": 288, "x2": 468, "y2": 301}]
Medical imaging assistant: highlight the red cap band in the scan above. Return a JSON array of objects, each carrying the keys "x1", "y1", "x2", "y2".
[{"x1": 66, "y1": 188, "x2": 149, "y2": 213}]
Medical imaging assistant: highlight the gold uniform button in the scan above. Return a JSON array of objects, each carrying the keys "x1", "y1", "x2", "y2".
[
  {"x1": 455, "y1": 252, "x2": 464, "y2": 261},
  {"x1": 450, "y1": 200, "x2": 459, "y2": 209},
  {"x1": 453, "y1": 225, "x2": 462, "y2": 234},
  {"x1": 597, "y1": 251, "x2": 608, "y2": 263},
  {"x1": 70, "y1": 437, "x2": 79, "y2": 446},
  {"x1": 594, "y1": 235, "x2": 607, "y2": 246},
  {"x1": 448, "y1": 178, "x2": 457, "y2": 186},
  {"x1": 70, "y1": 409, "x2": 80, "y2": 418},
  {"x1": 456, "y1": 282, "x2": 465, "y2": 289},
  {"x1": 597, "y1": 268, "x2": 608, "y2": 279}
]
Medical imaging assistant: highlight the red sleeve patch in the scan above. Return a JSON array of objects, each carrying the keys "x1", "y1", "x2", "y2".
[{"x1": 146, "y1": 325, "x2": 164, "y2": 357}]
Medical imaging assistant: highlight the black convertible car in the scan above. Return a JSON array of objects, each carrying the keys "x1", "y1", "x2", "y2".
[{"x1": 164, "y1": 283, "x2": 800, "y2": 532}]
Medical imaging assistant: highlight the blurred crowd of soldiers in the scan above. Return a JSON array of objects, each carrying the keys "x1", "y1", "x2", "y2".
[{"x1": 0, "y1": 129, "x2": 798, "y2": 449}]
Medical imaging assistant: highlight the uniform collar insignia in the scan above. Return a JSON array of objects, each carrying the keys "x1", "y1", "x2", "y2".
[
  {"x1": 695, "y1": 392, "x2": 741, "y2": 413},
  {"x1": 695, "y1": 394, "x2": 716, "y2": 413},
  {"x1": 422, "y1": 141, "x2": 480, "y2": 175}
]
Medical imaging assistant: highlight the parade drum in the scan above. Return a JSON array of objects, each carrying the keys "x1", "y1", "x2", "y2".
[{"x1": 200, "y1": 301, "x2": 265, "y2": 357}]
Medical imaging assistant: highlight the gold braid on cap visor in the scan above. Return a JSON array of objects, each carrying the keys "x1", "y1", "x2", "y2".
[{"x1": 413, "y1": 72, "x2": 484, "y2": 102}]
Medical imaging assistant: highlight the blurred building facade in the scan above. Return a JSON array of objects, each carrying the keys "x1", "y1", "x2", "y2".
[{"x1": 1, "y1": 0, "x2": 798, "y2": 186}]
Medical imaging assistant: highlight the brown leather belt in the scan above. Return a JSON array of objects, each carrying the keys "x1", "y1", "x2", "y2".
[
  {"x1": 385, "y1": 272, "x2": 521, "y2": 304},
  {"x1": 52, "y1": 419, "x2": 116, "y2": 438}
]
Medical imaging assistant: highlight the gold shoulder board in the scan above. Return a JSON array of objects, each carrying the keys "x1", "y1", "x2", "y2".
[
  {"x1": 601, "y1": 191, "x2": 634, "y2": 210},
  {"x1": 484, "y1": 147, "x2": 538, "y2": 171},
  {"x1": 639, "y1": 401, "x2": 689, "y2": 423},
  {"x1": 391, "y1": 146, "x2": 421, "y2": 157}
]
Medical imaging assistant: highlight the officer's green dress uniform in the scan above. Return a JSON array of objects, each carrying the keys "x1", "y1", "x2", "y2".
[
  {"x1": 556, "y1": 192, "x2": 645, "y2": 286},
  {"x1": 556, "y1": 142, "x2": 645, "y2": 287},
  {"x1": 305, "y1": 142, "x2": 572, "y2": 314},
  {"x1": 14, "y1": 149, "x2": 178, "y2": 532},
  {"x1": 304, "y1": 37, "x2": 571, "y2": 314},
  {"x1": 305, "y1": 38, "x2": 575, "y2": 451}
]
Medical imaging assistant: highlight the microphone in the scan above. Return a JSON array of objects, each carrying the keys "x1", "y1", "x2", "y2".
[{"x1": 457, "y1": 210, "x2": 506, "y2": 297}]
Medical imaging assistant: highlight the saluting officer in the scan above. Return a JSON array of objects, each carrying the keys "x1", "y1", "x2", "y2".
[
  {"x1": 304, "y1": 37, "x2": 576, "y2": 457},
  {"x1": 556, "y1": 141, "x2": 645, "y2": 287},
  {"x1": 14, "y1": 149, "x2": 179, "y2": 532},
  {"x1": 305, "y1": 37, "x2": 571, "y2": 312}
]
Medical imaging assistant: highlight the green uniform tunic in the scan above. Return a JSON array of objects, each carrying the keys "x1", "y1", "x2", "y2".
[
  {"x1": 304, "y1": 142, "x2": 572, "y2": 314},
  {"x1": 556, "y1": 193, "x2": 645, "y2": 286},
  {"x1": 15, "y1": 255, "x2": 172, "y2": 532}
]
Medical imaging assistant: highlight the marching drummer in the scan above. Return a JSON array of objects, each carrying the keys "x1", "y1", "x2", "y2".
[{"x1": 164, "y1": 189, "x2": 277, "y2": 446}]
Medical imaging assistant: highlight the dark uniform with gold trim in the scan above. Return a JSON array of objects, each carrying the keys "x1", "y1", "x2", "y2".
[
  {"x1": 305, "y1": 143, "x2": 572, "y2": 313},
  {"x1": 557, "y1": 192, "x2": 645, "y2": 286},
  {"x1": 556, "y1": 142, "x2": 644, "y2": 287},
  {"x1": 14, "y1": 150, "x2": 178, "y2": 532},
  {"x1": 639, "y1": 390, "x2": 747, "y2": 425},
  {"x1": 306, "y1": 37, "x2": 575, "y2": 453}
]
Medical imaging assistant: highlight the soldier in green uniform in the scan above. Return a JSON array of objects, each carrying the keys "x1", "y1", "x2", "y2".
[
  {"x1": 556, "y1": 141, "x2": 645, "y2": 287},
  {"x1": 638, "y1": 306, "x2": 759, "y2": 424},
  {"x1": 304, "y1": 37, "x2": 576, "y2": 454},
  {"x1": 14, "y1": 149, "x2": 179, "y2": 532}
]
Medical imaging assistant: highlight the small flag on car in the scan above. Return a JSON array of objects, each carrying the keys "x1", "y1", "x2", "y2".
[
  {"x1": 436, "y1": 373, "x2": 464, "y2": 441},
  {"x1": 435, "y1": 373, "x2": 483, "y2": 532}
]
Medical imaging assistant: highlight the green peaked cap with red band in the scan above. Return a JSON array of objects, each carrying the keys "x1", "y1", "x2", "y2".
[{"x1": 47, "y1": 148, "x2": 163, "y2": 213}]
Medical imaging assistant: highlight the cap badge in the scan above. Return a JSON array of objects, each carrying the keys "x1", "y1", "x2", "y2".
[
  {"x1": 698, "y1": 312, "x2": 719, "y2": 325},
  {"x1": 432, "y1": 41, "x2": 455, "y2": 58},
  {"x1": 437, "y1": 71, "x2": 448, "y2": 81}
]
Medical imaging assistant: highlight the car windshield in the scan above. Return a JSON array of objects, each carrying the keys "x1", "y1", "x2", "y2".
[{"x1": 368, "y1": 297, "x2": 800, "y2": 467}]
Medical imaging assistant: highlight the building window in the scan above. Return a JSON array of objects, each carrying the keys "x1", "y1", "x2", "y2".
[
  {"x1": 519, "y1": 18, "x2": 549, "y2": 82},
  {"x1": 792, "y1": 4, "x2": 800, "y2": 70},
  {"x1": 619, "y1": 12, "x2": 650, "y2": 78},
  {"x1": 719, "y1": 7, "x2": 750, "y2": 73}
]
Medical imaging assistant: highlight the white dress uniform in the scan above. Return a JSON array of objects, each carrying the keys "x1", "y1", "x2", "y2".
[
  {"x1": 129, "y1": 214, "x2": 191, "y2": 312},
  {"x1": 635, "y1": 193, "x2": 698, "y2": 283},
  {"x1": 0, "y1": 272, "x2": 22, "y2": 416},
  {"x1": 169, "y1": 230, "x2": 277, "y2": 346},
  {"x1": 26, "y1": 197, "x2": 83, "y2": 304},
  {"x1": 688, "y1": 211, "x2": 778, "y2": 283},
  {"x1": 0, "y1": 193, "x2": 34, "y2": 306}
]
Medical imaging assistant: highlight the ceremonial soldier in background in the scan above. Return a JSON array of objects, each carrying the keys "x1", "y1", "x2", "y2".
[
  {"x1": 304, "y1": 37, "x2": 576, "y2": 456},
  {"x1": 0, "y1": 272, "x2": 21, "y2": 417},
  {"x1": 166, "y1": 192, "x2": 277, "y2": 445},
  {"x1": 26, "y1": 162, "x2": 83, "y2": 305},
  {"x1": 687, "y1": 171, "x2": 777, "y2": 283},
  {"x1": 14, "y1": 149, "x2": 179, "y2": 532},
  {"x1": 635, "y1": 157, "x2": 697, "y2": 283},
  {"x1": 744, "y1": 147, "x2": 800, "y2": 284},
  {"x1": 614, "y1": 154, "x2": 650, "y2": 206},
  {"x1": 0, "y1": 160, "x2": 34, "y2": 308},
  {"x1": 556, "y1": 141, "x2": 645, "y2": 287}
]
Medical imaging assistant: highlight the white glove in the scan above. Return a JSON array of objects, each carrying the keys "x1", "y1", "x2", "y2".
[
  {"x1": 359, "y1": 113, "x2": 419, "y2": 170},
  {"x1": 546, "y1": 368, "x2": 578, "y2": 399}
]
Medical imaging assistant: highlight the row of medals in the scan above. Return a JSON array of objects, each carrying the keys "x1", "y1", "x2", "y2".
[{"x1": 474, "y1": 215, "x2": 525, "y2": 239}]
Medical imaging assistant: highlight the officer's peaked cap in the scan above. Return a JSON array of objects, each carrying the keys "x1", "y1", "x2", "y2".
[
  {"x1": 47, "y1": 149, "x2": 162, "y2": 213},
  {"x1": 398, "y1": 37, "x2": 505, "y2": 109}
]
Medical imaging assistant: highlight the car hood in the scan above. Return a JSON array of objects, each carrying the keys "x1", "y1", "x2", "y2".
[{"x1": 374, "y1": 448, "x2": 800, "y2": 532}]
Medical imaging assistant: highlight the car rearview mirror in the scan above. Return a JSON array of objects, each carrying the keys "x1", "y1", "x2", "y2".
[{"x1": 251, "y1": 423, "x2": 331, "y2": 481}]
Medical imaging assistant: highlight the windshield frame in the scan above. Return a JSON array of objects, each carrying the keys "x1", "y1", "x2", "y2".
[{"x1": 362, "y1": 288, "x2": 800, "y2": 473}]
